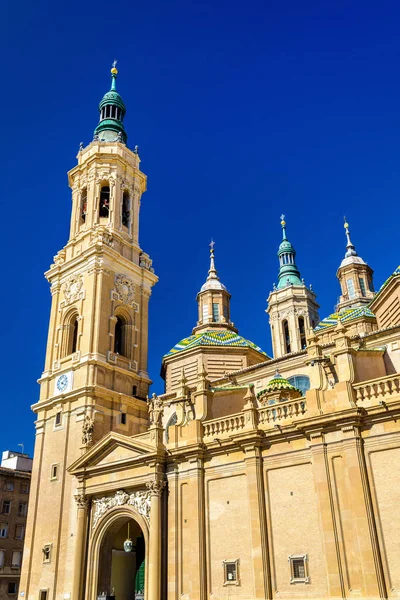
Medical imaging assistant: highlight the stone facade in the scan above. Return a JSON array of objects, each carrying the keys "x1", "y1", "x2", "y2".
[{"x1": 19, "y1": 66, "x2": 400, "y2": 600}]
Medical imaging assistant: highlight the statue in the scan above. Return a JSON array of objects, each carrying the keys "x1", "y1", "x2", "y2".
[
  {"x1": 147, "y1": 393, "x2": 163, "y2": 426},
  {"x1": 82, "y1": 415, "x2": 94, "y2": 446}
]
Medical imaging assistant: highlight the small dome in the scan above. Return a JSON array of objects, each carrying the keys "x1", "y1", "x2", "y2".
[
  {"x1": 339, "y1": 255, "x2": 366, "y2": 268},
  {"x1": 257, "y1": 372, "x2": 299, "y2": 396},
  {"x1": 99, "y1": 90, "x2": 126, "y2": 113},
  {"x1": 278, "y1": 239, "x2": 295, "y2": 256},
  {"x1": 200, "y1": 279, "x2": 227, "y2": 292}
]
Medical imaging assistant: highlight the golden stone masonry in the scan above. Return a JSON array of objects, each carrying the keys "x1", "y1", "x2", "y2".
[{"x1": 18, "y1": 65, "x2": 400, "y2": 600}]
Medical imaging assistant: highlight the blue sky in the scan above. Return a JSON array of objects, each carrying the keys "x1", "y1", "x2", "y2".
[{"x1": 1, "y1": 0, "x2": 400, "y2": 455}]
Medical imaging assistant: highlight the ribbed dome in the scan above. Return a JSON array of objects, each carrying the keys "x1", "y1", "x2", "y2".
[
  {"x1": 200, "y1": 279, "x2": 227, "y2": 292},
  {"x1": 164, "y1": 330, "x2": 268, "y2": 357}
]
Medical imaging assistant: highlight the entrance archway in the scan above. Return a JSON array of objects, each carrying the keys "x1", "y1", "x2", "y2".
[{"x1": 96, "y1": 516, "x2": 146, "y2": 600}]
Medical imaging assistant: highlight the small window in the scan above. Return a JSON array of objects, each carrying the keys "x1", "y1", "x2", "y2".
[
  {"x1": 287, "y1": 375, "x2": 310, "y2": 397},
  {"x1": 99, "y1": 185, "x2": 110, "y2": 218},
  {"x1": 121, "y1": 413, "x2": 127, "y2": 425},
  {"x1": 15, "y1": 525, "x2": 24, "y2": 540},
  {"x1": 71, "y1": 317, "x2": 78, "y2": 354},
  {"x1": 0, "y1": 524, "x2": 8, "y2": 538},
  {"x1": 80, "y1": 188, "x2": 87, "y2": 223},
  {"x1": 132, "y1": 385, "x2": 137, "y2": 396},
  {"x1": 8, "y1": 582, "x2": 17, "y2": 595},
  {"x1": 122, "y1": 191, "x2": 130, "y2": 227},
  {"x1": 20, "y1": 482, "x2": 29, "y2": 494},
  {"x1": 347, "y1": 278, "x2": 355, "y2": 299},
  {"x1": 18, "y1": 503, "x2": 27, "y2": 517},
  {"x1": 212, "y1": 303, "x2": 220, "y2": 322},
  {"x1": 55, "y1": 411, "x2": 62, "y2": 427},
  {"x1": 223, "y1": 559, "x2": 239, "y2": 586},
  {"x1": 202, "y1": 304, "x2": 209, "y2": 322},
  {"x1": 289, "y1": 554, "x2": 309, "y2": 583},
  {"x1": 298, "y1": 316, "x2": 306, "y2": 350},
  {"x1": 283, "y1": 320, "x2": 291, "y2": 354},
  {"x1": 0, "y1": 549, "x2": 5, "y2": 567},
  {"x1": 42, "y1": 545, "x2": 52, "y2": 563},
  {"x1": 114, "y1": 316, "x2": 125, "y2": 356},
  {"x1": 50, "y1": 464, "x2": 59, "y2": 481},
  {"x1": 2, "y1": 501, "x2": 11, "y2": 515},
  {"x1": 223, "y1": 304, "x2": 229, "y2": 320},
  {"x1": 359, "y1": 277, "x2": 366, "y2": 297},
  {"x1": 11, "y1": 551, "x2": 22, "y2": 568},
  {"x1": 5, "y1": 481, "x2": 14, "y2": 492},
  {"x1": 39, "y1": 590, "x2": 48, "y2": 600}
]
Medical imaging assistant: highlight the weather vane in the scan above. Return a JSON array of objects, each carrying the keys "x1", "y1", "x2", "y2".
[{"x1": 209, "y1": 239, "x2": 215, "y2": 251}]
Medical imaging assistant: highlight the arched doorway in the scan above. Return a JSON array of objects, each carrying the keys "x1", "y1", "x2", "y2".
[{"x1": 97, "y1": 516, "x2": 146, "y2": 600}]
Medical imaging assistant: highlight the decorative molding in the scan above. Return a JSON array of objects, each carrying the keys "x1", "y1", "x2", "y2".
[
  {"x1": 146, "y1": 480, "x2": 166, "y2": 497},
  {"x1": 62, "y1": 274, "x2": 84, "y2": 306},
  {"x1": 74, "y1": 494, "x2": 90, "y2": 509},
  {"x1": 92, "y1": 489, "x2": 151, "y2": 528},
  {"x1": 90, "y1": 229, "x2": 114, "y2": 248},
  {"x1": 114, "y1": 274, "x2": 135, "y2": 305}
]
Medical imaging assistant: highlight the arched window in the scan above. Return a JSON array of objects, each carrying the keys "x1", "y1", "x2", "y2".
[
  {"x1": 287, "y1": 375, "x2": 310, "y2": 397},
  {"x1": 99, "y1": 185, "x2": 110, "y2": 218},
  {"x1": 298, "y1": 316, "x2": 306, "y2": 349},
  {"x1": 165, "y1": 412, "x2": 177, "y2": 443},
  {"x1": 71, "y1": 317, "x2": 78, "y2": 354},
  {"x1": 283, "y1": 320, "x2": 291, "y2": 354},
  {"x1": 122, "y1": 191, "x2": 130, "y2": 227},
  {"x1": 80, "y1": 188, "x2": 87, "y2": 223},
  {"x1": 114, "y1": 316, "x2": 126, "y2": 356}
]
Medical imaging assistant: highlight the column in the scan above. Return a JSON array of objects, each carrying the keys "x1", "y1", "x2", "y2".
[
  {"x1": 72, "y1": 494, "x2": 90, "y2": 600},
  {"x1": 146, "y1": 480, "x2": 166, "y2": 600}
]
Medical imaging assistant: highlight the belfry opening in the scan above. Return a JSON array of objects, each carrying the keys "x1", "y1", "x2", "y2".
[{"x1": 97, "y1": 517, "x2": 145, "y2": 600}]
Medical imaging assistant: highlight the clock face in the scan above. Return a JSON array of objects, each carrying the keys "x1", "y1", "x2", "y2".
[{"x1": 56, "y1": 374, "x2": 69, "y2": 393}]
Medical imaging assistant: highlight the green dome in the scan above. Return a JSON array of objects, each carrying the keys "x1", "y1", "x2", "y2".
[
  {"x1": 164, "y1": 330, "x2": 268, "y2": 358},
  {"x1": 94, "y1": 65, "x2": 127, "y2": 144},
  {"x1": 256, "y1": 372, "x2": 300, "y2": 397}
]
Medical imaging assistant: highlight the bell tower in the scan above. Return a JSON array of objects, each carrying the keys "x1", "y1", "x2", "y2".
[
  {"x1": 266, "y1": 216, "x2": 319, "y2": 358},
  {"x1": 20, "y1": 64, "x2": 157, "y2": 600}
]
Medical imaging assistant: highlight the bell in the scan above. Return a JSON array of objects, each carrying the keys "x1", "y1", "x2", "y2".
[{"x1": 123, "y1": 522, "x2": 133, "y2": 553}]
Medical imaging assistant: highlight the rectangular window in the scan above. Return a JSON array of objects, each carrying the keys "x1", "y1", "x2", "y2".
[
  {"x1": 359, "y1": 277, "x2": 366, "y2": 297},
  {"x1": 223, "y1": 559, "x2": 240, "y2": 585},
  {"x1": 20, "y1": 482, "x2": 29, "y2": 494},
  {"x1": 11, "y1": 551, "x2": 21, "y2": 568},
  {"x1": 289, "y1": 554, "x2": 309, "y2": 583},
  {"x1": 0, "y1": 549, "x2": 5, "y2": 567},
  {"x1": 223, "y1": 304, "x2": 229, "y2": 319},
  {"x1": 202, "y1": 304, "x2": 209, "y2": 321},
  {"x1": 4, "y1": 481, "x2": 14, "y2": 492},
  {"x1": 132, "y1": 385, "x2": 137, "y2": 396},
  {"x1": 121, "y1": 413, "x2": 127, "y2": 425},
  {"x1": 0, "y1": 524, "x2": 8, "y2": 538},
  {"x1": 39, "y1": 590, "x2": 48, "y2": 600},
  {"x1": 8, "y1": 582, "x2": 17, "y2": 595},
  {"x1": 50, "y1": 464, "x2": 59, "y2": 481},
  {"x1": 18, "y1": 503, "x2": 27, "y2": 517},
  {"x1": 347, "y1": 278, "x2": 355, "y2": 299},
  {"x1": 42, "y1": 544, "x2": 52, "y2": 563},
  {"x1": 2, "y1": 501, "x2": 11, "y2": 514},
  {"x1": 55, "y1": 411, "x2": 62, "y2": 426},
  {"x1": 212, "y1": 303, "x2": 220, "y2": 322},
  {"x1": 15, "y1": 525, "x2": 24, "y2": 540}
]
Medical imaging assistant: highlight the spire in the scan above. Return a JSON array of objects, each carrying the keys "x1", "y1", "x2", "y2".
[
  {"x1": 343, "y1": 218, "x2": 357, "y2": 258},
  {"x1": 94, "y1": 62, "x2": 128, "y2": 144},
  {"x1": 276, "y1": 215, "x2": 302, "y2": 289},
  {"x1": 200, "y1": 241, "x2": 227, "y2": 292}
]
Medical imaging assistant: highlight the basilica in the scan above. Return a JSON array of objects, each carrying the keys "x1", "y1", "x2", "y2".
[{"x1": 19, "y1": 65, "x2": 400, "y2": 600}]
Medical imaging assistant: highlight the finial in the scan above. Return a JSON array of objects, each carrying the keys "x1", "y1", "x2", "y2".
[
  {"x1": 207, "y1": 239, "x2": 217, "y2": 279},
  {"x1": 110, "y1": 60, "x2": 118, "y2": 91},
  {"x1": 79, "y1": 142, "x2": 83, "y2": 152},
  {"x1": 280, "y1": 214, "x2": 287, "y2": 240},
  {"x1": 134, "y1": 145, "x2": 139, "y2": 154},
  {"x1": 343, "y1": 216, "x2": 357, "y2": 257}
]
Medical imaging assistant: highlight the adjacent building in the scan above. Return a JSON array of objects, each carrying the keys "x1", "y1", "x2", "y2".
[
  {"x1": 0, "y1": 452, "x2": 32, "y2": 600},
  {"x1": 19, "y1": 64, "x2": 400, "y2": 600}
]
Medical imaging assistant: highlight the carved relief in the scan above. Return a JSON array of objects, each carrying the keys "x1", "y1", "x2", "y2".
[
  {"x1": 63, "y1": 275, "x2": 84, "y2": 306},
  {"x1": 90, "y1": 229, "x2": 114, "y2": 248},
  {"x1": 82, "y1": 415, "x2": 94, "y2": 447},
  {"x1": 74, "y1": 494, "x2": 90, "y2": 509},
  {"x1": 114, "y1": 274, "x2": 135, "y2": 305},
  {"x1": 92, "y1": 489, "x2": 151, "y2": 528},
  {"x1": 146, "y1": 480, "x2": 166, "y2": 497}
]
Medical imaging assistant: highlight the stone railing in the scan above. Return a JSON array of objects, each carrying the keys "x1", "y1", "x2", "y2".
[
  {"x1": 258, "y1": 398, "x2": 307, "y2": 425},
  {"x1": 354, "y1": 373, "x2": 400, "y2": 404},
  {"x1": 203, "y1": 413, "x2": 246, "y2": 438},
  {"x1": 203, "y1": 398, "x2": 307, "y2": 440}
]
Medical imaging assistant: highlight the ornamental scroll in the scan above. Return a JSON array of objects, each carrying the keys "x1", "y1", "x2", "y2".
[{"x1": 92, "y1": 489, "x2": 151, "y2": 529}]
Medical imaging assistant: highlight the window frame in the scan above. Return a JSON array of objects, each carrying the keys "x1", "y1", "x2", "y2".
[
  {"x1": 20, "y1": 482, "x2": 29, "y2": 494},
  {"x1": 18, "y1": 502, "x2": 27, "y2": 517},
  {"x1": 4, "y1": 481, "x2": 14, "y2": 492},
  {"x1": 288, "y1": 553, "x2": 309, "y2": 584},
  {"x1": 11, "y1": 550, "x2": 22, "y2": 569},
  {"x1": 42, "y1": 544, "x2": 52, "y2": 564},
  {"x1": 14, "y1": 524, "x2": 24, "y2": 540},
  {"x1": 7, "y1": 582, "x2": 17, "y2": 595},
  {"x1": 2, "y1": 500, "x2": 11, "y2": 515},
  {"x1": 0, "y1": 523, "x2": 8, "y2": 538},
  {"x1": 39, "y1": 589, "x2": 49, "y2": 600},
  {"x1": 222, "y1": 559, "x2": 240, "y2": 586},
  {"x1": 50, "y1": 464, "x2": 59, "y2": 481},
  {"x1": 0, "y1": 548, "x2": 5, "y2": 568}
]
